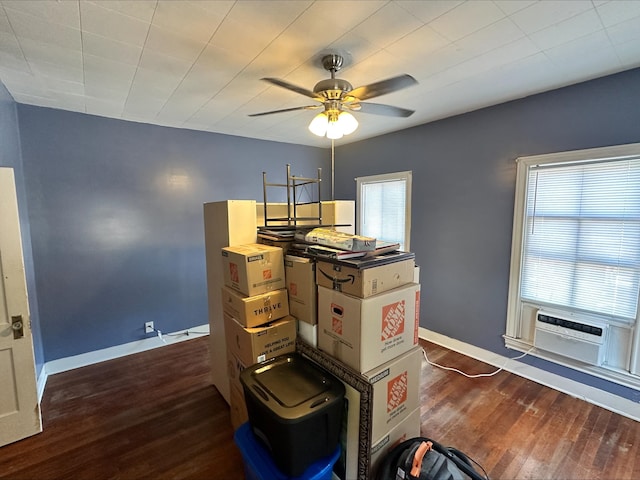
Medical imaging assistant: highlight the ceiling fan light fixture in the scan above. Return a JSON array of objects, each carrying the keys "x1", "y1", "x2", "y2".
[
  {"x1": 326, "y1": 121, "x2": 344, "y2": 140},
  {"x1": 308, "y1": 112, "x2": 328, "y2": 136},
  {"x1": 337, "y1": 111, "x2": 358, "y2": 135},
  {"x1": 308, "y1": 109, "x2": 358, "y2": 139}
]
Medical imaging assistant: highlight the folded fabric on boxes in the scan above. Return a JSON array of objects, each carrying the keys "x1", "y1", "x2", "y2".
[{"x1": 294, "y1": 228, "x2": 376, "y2": 252}]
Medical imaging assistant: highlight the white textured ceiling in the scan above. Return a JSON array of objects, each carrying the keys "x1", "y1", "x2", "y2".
[{"x1": 0, "y1": 0, "x2": 639, "y2": 147}]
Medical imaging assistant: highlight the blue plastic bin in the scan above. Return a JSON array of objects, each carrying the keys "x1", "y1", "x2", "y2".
[{"x1": 234, "y1": 422, "x2": 340, "y2": 480}]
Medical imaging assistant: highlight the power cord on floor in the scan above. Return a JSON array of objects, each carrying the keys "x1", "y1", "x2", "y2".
[
  {"x1": 165, "y1": 330, "x2": 208, "y2": 338},
  {"x1": 422, "y1": 345, "x2": 534, "y2": 378},
  {"x1": 149, "y1": 327, "x2": 208, "y2": 344}
]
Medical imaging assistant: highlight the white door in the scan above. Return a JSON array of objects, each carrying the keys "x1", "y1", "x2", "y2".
[{"x1": 0, "y1": 167, "x2": 41, "y2": 446}]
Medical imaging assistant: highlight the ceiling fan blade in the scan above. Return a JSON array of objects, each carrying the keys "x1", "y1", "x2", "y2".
[
  {"x1": 248, "y1": 105, "x2": 322, "y2": 117},
  {"x1": 261, "y1": 77, "x2": 322, "y2": 100},
  {"x1": 349, "y1": 74, "x2": 417, "y2": 101},
  {"x1": 354, "y1": 102, "x2": 415, "y2": 118}
]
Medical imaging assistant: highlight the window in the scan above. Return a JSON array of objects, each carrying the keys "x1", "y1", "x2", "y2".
[
  {"x1": 356, "y1": 171, "x2": 411, "y2": 251},
  {"x1": 521, "y1": 159, "x2": 640, "y2": 320},
  {"x1": 506, "y1": 144, "x2": 640, "y2": 387}
]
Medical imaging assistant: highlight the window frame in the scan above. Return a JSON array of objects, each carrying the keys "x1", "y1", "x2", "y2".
[
  {"x1": 355, "y1": 171, "x2": 412, "y2": 251},
  {"x1": 506, "y1": 143, "x2": 640, "y2": 388}
]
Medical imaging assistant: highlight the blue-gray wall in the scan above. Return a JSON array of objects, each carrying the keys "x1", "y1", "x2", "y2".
[
  {"x1": 17, "y1": 106, "x2": 327, "y2": 361},
  {"x1": 0, "y1": 83, "x2": 44, "y2": 376},
  {"x1": 334, "y1": 67, "x2": 640, "y2": 402}
]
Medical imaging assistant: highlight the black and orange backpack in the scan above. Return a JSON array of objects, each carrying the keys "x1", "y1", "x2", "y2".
[{"x1": 374, "y1": 437, "x2": 489, "y2": 480}]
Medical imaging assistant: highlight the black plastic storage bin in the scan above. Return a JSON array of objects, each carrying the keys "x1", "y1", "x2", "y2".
[{"x1": 239, "y1": 353, "x2": 345, "y2": 477}]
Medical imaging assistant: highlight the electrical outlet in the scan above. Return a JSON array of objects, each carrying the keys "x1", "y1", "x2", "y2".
[{"x1": 145, "y1": 321, "x2": 154, "y2": 334}]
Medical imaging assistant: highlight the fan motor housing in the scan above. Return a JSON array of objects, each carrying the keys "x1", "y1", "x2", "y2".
[{"x1": 313, "y1": 78, "x2": 353, "y2": 99}]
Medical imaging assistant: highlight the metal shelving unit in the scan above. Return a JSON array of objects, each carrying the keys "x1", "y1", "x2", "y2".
[{"x1": 262, "y1": 164, "x2": 322, "y2": 227}]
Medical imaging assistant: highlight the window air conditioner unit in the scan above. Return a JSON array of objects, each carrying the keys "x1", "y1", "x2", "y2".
[{"x1": 534, "y1": 311, "x2": 608, "y2": 366}]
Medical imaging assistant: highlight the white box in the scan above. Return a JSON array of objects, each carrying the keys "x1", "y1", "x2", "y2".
[
  {"x1": 318, "y1": 283, "x2": 421, "y2": 373},
  {"x1": 297, "y1": 320, "x2": 317, "y2": 347},
  {"x1": 204, "y1": 200, "x2": 257, "y2": 404}
]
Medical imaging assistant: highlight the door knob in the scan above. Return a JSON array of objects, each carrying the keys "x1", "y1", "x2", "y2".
[{"x1": 11, "y1": 315, "x2": 24, "y2": 339}]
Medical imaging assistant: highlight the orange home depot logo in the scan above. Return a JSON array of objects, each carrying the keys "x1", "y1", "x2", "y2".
[
  {"x1": 263, "y1": 269, "x2": 272, "y2": 280},
  {"x1": 387, "y1": 371, "x2": 408, "y2": 412},
  {"x1": 331, "y1": 303, "x2": 344, "y2": 335},
  {"x1": 229, "y1": 263, "x2": 239, "y2": 283},
  {"x1": 332, "y1": 317, "x2": 343, "y2": 335},
  {"x1": 289, "y1": 282, "x2": 298, "y2": 296},
  {"x1": 381, "y1": 300, "x2": 405, "y2": 341}
]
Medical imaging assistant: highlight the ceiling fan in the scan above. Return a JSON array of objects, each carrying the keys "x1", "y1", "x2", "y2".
[{"x1": 249, "y1": 53, "x2": 418, "y2": 139}]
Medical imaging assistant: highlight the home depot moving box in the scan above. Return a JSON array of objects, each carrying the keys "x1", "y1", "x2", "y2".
[
  {"x1": 318, "y1": 283, "x2": 420, "y2": 373},
  {"x1": 333, "y1": 348, "x2": 422, "y2": 480},
  {"x1": 365, "y1": 346, "x2": 422, "y2": 442},
  {"x1": 221, "y1": 286, "x2": 289, "y2": 328},
  {"x1": 223, "y1": 313, "x2": 296, "y2": 367},
  {"x1": 221, "y1": 243, "x2": 285, "y2": 296},
  {"x1": 285, "y1": 254, "x2": 317, "y2": 324},
  {"x1": 370, "y1": 407, "x2": 421, "y2": 477},
  {"x1": 315, "y1": 253, "x2": 415, "y2": 298}
]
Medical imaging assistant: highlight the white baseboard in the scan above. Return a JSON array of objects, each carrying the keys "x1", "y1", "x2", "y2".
[
  {"x1": 419, "y1": 327, "x2": 640, "y2": 422},
  {"x1": 37, "y1": 366, "x2": 48, "y2": 403},
  {"x1": 42, "y1": 324, "x2": 210, "y2": 386}
]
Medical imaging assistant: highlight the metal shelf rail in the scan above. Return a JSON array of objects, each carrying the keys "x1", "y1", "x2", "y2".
[{"x1": 262, "y1": 164, "x2": 322, "y2": 227}]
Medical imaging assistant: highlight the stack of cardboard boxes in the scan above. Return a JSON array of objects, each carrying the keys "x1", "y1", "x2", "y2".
[
  {"x1": 281, "y1": 248, "x2": 423, "y2": 479},
  {"x1": 220, "y1": 243, "x2": 297, "y2": 429}
]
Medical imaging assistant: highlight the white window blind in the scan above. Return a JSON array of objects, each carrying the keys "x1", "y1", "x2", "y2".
[
  {"x1": 521, "y1": 158, "x2": 640, "y2": 321},
  {"x1": 357, "y1": 171, "x2": 411, "y2": 251}
]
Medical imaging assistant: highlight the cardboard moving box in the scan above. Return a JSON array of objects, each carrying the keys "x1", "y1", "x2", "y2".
[
  {"x1": 318, "y1": 283, "x2": 420, "y2": 373},
  {"x1": 222, "y1": 243, "x2": 285, "y2": 296},
  {"x1": 370, "y1": 407, "x2": 421, "y2": 477},
  {"x1": 285, "y1": 254, "x2": 317, "y2": 325},
  {"x1": 334, "y1": 348, "x2": 422, "y2": 480},
  {"x1": 221, "y1": 286, "x2": 289, "y2": 328},
  {"x1": 364, "y1": 347, "x2": 422, "y2": 443},
  {"x1": 224, "y1": 312, "x2": 296, "y2": 367},
  {"x1": 229, "y1": 382, "x2": 249, "y2": 430},
  {"x1": 316, "y1": 253, "x2": 415, "y2": 298}
]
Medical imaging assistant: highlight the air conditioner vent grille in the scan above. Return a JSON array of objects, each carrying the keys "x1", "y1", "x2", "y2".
[{"x1": 537, "y1": 314, "x2": 603, "y2": 337}]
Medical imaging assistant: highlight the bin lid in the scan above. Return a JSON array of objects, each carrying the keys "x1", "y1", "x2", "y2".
[{"x1": 250, "y1": 355, "x2": 333, "y2": 408}]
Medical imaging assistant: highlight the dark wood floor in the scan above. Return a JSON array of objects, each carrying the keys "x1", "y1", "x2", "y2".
[
  {"x1": 1, "y1": 336, "x2": 638, "y2": 479},
  {"x1": 419, "y1": 341, "x2": 640, "y2": 480}
]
